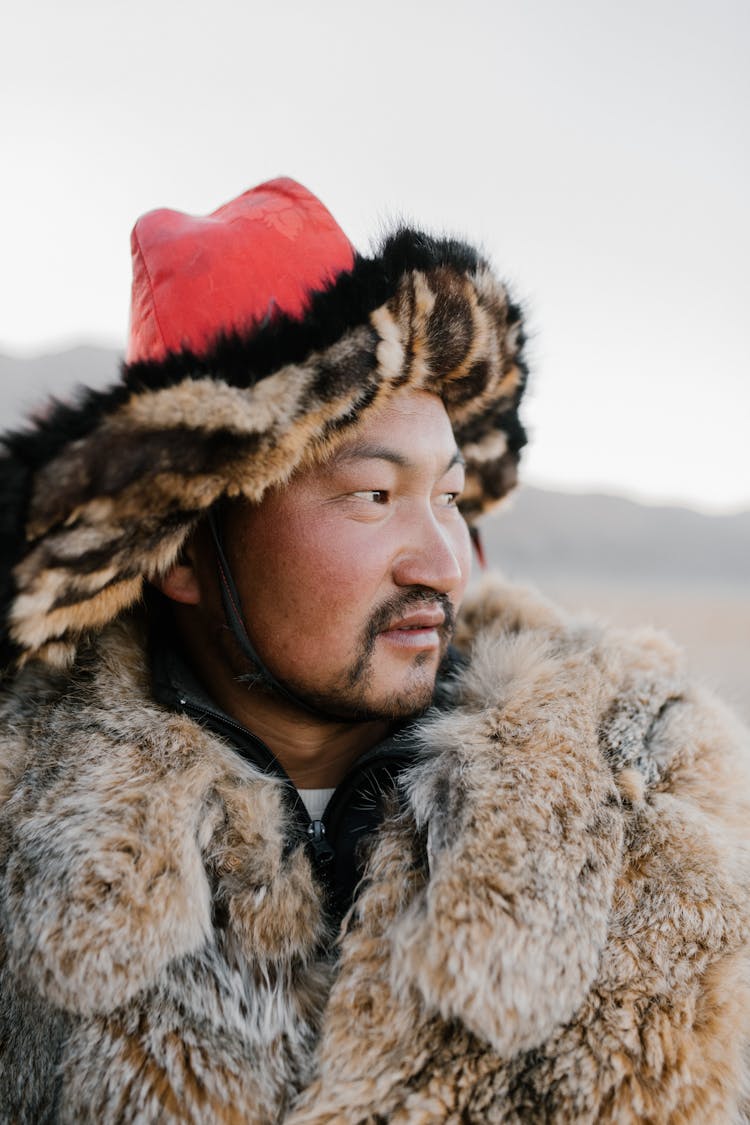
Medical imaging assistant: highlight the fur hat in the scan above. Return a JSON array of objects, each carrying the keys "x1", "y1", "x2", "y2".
[{"x1": 0, "y1": 177, "x2": 528, "y2": 670}]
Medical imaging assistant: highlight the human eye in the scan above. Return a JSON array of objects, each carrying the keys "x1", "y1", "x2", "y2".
[
  {"x1": 437, "y1": 490, "x2": 461, "y2": 507},
  {"x1": 352, "y1": 490, "x2": 390, "y2": 504},
  {"x1": 436, "y1": 465, "x2": 465, "y2": 508}
]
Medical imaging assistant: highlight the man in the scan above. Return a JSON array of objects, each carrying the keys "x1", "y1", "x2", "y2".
[{"x1": 0, "y1": 178, "x2": 748, "y2": 1123}]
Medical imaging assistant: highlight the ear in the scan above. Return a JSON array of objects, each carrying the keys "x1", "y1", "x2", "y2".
[{"x1": 151, "y1": 558, "x2": 202, "y2": 606}]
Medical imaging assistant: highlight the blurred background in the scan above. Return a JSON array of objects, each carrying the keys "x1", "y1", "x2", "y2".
[{"x1": 2, "y1": 0, "x2": 748, "y2": 717}]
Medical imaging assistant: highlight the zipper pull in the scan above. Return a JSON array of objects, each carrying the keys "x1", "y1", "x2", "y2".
[{"x1": 306, "y1": 820, "x2": 335, "y2": 867}]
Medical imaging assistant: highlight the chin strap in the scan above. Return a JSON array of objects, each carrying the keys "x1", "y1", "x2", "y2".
[{"x1": 206, "y1": 508, "x2": 322, "y2": 716}]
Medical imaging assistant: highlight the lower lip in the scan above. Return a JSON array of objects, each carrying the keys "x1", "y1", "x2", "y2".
[{"x1": 380, "y1": 627, "x2": 441, "y2": 650}]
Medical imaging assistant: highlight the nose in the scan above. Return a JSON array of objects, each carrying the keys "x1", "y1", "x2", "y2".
[{"x1": 391, "y1": 507, "x2": 470, "y2": 595}]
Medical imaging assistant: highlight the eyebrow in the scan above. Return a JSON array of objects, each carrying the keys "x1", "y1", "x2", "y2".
[{"x1": 332, "y1": 442, "x2": 465, "y2": 475}]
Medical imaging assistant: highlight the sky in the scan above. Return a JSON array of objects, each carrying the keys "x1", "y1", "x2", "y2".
[{"x1": 2, "y1": 0, "x2": 748, "y2": 513}]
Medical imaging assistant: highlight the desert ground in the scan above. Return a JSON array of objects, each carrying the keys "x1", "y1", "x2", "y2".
[{"x1": 526, "y1": 578, "x2": 750, "y2": 726}]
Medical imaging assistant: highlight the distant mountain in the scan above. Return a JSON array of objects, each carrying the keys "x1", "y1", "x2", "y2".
[
  {"x1": 1, "y1": 348, "x2": 747, "y2": 592},
  {"x1": 0, "y1": 346, "x2": 121, "y2": 430},
  {"x1": 482, "y1": 487, "x2": 749, "y2": 589}
]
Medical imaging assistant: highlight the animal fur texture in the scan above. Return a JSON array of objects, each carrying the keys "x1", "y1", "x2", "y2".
[
  {"x1": 0, "y1": 232, "x2": 526, "y2": 672},
  {"x1": 1, "y1": 577, "x2": 749, "y2": 1123}
]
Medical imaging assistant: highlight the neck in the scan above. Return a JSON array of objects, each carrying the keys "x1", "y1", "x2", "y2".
[{"x1": 223, "y1": 686, "x2": 390, "y2": 788}]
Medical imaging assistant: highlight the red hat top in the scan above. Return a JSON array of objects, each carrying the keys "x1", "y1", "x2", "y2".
[{"x1": 127, "y1": 177, "x2": 356, "y2": 364}]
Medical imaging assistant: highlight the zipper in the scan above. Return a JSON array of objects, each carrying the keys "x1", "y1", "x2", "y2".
[
  {"x1": 306, "y1": 819, "x2": 335, "y2": 866},
  {"x1": 178, "y1": 698, "x2": 414, "y2": 867},
  {"x1": 178, "y1": 699, "x2": 333, "y2": 844}
]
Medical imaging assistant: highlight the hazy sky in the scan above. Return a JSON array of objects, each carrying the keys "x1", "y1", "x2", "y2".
[{"x1": 3, "y1": 0, "x2": 748, "y2": 512}]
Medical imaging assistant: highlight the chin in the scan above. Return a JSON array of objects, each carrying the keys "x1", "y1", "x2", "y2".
[
  {"x1": 287, "y1": 668, "x2": 438, "y2": 724},
  {"x1": 359, "y1": 687, "x2": 434, "y2": 723}
]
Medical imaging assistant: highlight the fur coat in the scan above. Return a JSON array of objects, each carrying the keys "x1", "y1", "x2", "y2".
[{"x1": 1, "y1": 576, "x2": 749, "y2": 1124}]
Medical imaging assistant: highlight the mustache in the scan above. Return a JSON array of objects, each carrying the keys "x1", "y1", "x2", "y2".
[
  {"x1": 345, "y1": 588, "x2": 456, "y2": 688},
  {"x1": 368, "y1": 589, "x2": 455, "y2": 636}
]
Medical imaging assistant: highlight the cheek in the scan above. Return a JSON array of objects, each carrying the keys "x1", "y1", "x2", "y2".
[
  {"x1": 248, "y1": 515, "x2": 387, "y2": 630},
  {"x1": 310, "y1": 540, "x2": 393, "y2": 640}
]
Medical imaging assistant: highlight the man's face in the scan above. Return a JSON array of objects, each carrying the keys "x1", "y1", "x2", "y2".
[{"x1": 221, "y1": 389, "x2": 472, "y2": 720}]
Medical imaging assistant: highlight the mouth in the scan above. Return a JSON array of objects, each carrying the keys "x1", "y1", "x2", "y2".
[{"x1": 378, "y1": 608, "x2": 446, "y2": 651}]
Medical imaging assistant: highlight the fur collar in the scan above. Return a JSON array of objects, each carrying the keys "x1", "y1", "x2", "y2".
[
  {"x1": 3, "y1": 577, "x2": 749, "y2": 1121},
  {"x1": 1, "y1": 578, "x2": 688, "y2": 1007}
]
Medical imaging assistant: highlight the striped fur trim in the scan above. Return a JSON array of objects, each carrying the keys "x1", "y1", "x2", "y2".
[{"x1": 0, "y1": 230, "x2": 527, "y2": 669}]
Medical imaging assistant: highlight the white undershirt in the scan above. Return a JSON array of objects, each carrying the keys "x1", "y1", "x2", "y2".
[{"x1": 297, "y1": 787, "x2": 335, "y2": 822}]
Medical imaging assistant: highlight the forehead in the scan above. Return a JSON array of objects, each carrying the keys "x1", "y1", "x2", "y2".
[{"x1": 328, "y1": 389, "x2": 458, "y2": 464}]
